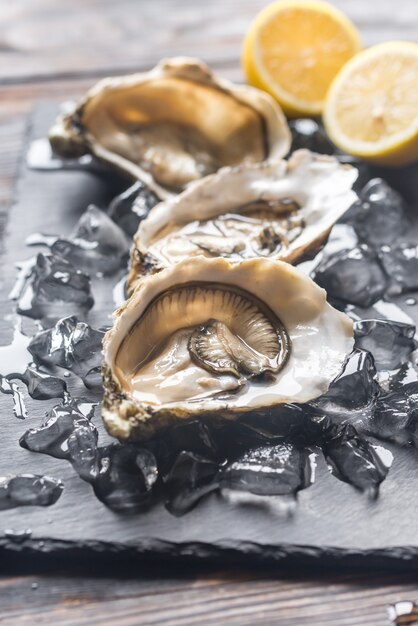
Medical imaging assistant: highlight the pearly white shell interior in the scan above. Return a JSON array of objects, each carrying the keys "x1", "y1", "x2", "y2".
[{"x1": 105, "y1": 256, "x2": 354, "y2": 414}]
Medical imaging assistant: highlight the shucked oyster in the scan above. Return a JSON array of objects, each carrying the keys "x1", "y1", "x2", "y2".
[
  {"x1": 49, "y1": 57, "x2": 291, "y2": 199},
  {"x1": 128, "y1": 150, "x2": 357, "y2": 289},
  {"x1": 102, "y1": 256, "x2": 353, "y2": 441}
]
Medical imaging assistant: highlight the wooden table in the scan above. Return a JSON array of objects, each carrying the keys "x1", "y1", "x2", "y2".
[{"x1": 1, "y1": 1, "x2": 418, "y2": 624}]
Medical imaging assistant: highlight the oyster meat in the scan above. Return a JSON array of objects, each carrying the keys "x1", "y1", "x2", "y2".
[
  {"x1": 49, "y1": 57, "x2": 290, "y2": 199},
  {"x1": 102, "y1": 256, "x2": 353, "y2": 441},
  {"x1": 128, "y1": 150, "x2": 357, "y2": 289}
]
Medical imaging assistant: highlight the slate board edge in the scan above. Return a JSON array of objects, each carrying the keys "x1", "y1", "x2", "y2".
[{"x1": 3, "y1": 537, "x2": 418, "y2": 570}]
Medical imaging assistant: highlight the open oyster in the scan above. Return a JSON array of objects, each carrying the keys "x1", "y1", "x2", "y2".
[
  {"x1": 103, "y1": 256, "x2": 353, "y2": 441},
  {"x1": 128, "y1": 150, "x2": 357, "y2": 289},
  {"x1": 49, "y1": 57, "x2": 290, "y2": 199}
]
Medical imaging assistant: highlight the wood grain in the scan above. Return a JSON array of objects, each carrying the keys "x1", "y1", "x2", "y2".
[
  {"x1": 1, "y1": 567, "x2": 418, "y2": 626},
  {"x1": 1, "y1": 1, "x2": 418, "y2": 624},
  {"x1": 0, "y1": 0, "x2": 417, "y2": 83}
]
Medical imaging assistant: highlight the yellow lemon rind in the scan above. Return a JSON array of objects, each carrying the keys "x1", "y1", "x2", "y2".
[
  {"x1": 242, "y1": 0, "x2": 361, "y2": 117},
  {"x1": 324, "y1": 41, "x2": 418, "y2": 167}
]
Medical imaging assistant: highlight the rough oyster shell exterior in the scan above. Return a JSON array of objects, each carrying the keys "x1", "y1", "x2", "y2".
[{"x1": 49, "y1": 57, "x2": 291, "y2": 199}]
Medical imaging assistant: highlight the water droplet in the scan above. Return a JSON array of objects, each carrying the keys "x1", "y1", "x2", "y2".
[
  {"x1": 9, "y1": 257, "x2": 37, "y2": 301},
  {"x1": 26, "y1": 232, "x2": 58, "y2": 247},
  {"x1": 113, "y1": 274, "x2": 128, "y2": 307},
  {"x1": 4, "y1": 528, "x2": 32, "y2": 543},
  {"x1": 0, "y1": 319, "x2": 31, "y2": 376},
  {"x1": 388, "y1": 601, "x2": 418, "y2": 625},
  {"x1": 0, "y1": 475, "x2": 63, "y2": 510},
  {"x1": 27, "y1": 138, "x2": 99, "y2": 172},
  {"x1": 372, "y1": 445, "x2": 394, "y2": 469},
  {"x1": 372, "y1": 300, "x2": 415, "y2": 325},
  {"x1": 0, "y1": 377, "x2": 27, "y2": 419}
]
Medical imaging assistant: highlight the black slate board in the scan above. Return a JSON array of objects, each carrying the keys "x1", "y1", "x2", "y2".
[{"x1": 2, "y1": 103, "x2": 418, "y2": 569}]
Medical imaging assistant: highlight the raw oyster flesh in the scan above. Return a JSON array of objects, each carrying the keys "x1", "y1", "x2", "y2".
[
  {"x1": 128, "y1": 150, "x2": 357, "y2": 288},
  {"x1": 102, "y1": 256, "x2": 353, "y2": 441},
  {"x1": 49, "y1": 57, "x2": 291, "y2": 199}
]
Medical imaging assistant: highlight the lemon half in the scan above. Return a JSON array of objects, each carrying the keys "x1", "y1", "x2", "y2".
[
  {"x1": 324, "y1": 41, "x2": 418, "y2": 166},
  {"x1": 242, "y1": 0, "x2": 361, "y2": 117}
]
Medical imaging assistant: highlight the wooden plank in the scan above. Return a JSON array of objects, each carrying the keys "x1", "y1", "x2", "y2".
[
  {"x1": 1, "y1": 0, "x2": 417, "y2": 84},
  {"x1": 0, "y1": 569, "x2": 418, "y2": 626}
]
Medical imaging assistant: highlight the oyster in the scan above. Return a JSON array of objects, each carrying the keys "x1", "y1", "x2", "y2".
[
  {"x1": 102, "y1": 256, "x2": 353, "y2": 441},
  {"x1": 128, "y1": 150, "x2": 357, "y2": 289},
  {"x1": 49, "y1": 57, "x2": 291, "y2": 199}
]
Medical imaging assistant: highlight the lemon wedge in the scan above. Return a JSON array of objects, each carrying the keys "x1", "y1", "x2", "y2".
[
  {"x1": 242, "y1": 0, "x2": 361, "y2": 117},
  {"x1": 324, "y1": 41, "x2": 418, "y2": 166}
]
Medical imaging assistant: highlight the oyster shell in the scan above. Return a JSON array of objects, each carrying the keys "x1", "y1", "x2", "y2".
[
  {"x1": 128, "y1": 150, "x2": 358, "y2": 289},
  {"x1": 49, "y1": 57, "x2": 291, "y2": 199},
  {"x1": 102, "y1": 256, "x2": 353, "y2": 441}
]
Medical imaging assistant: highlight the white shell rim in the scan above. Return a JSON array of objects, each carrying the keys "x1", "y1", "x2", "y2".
[{"x1": 104, "y1": 256, "x2": 354, "y2": 414}]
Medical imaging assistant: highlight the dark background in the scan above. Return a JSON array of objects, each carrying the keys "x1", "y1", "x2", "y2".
[{"x1": 1, "y1": 1, "x2": 418, "y2": 624}]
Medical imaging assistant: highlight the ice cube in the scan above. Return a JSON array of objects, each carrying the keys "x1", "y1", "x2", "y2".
[
  {"x1": 289, "y1": 119, "x2": 335, "y2": 154},
  {"x1": 108, "y1": 181, "x2": 159, "y2": 237},
  {"x1": 311, "y1": 349, "x2": 379, "y2": 415},
  {"x1": 164, "y1": 451, "x2": 222, "y2": 516},
  {"x1": 347, "y1": 179, "x2": 411, "y2": 247},
  {"x1": 148, "y1": 419, "x2": 221, "y2": 475},
  {"x1": 15, "y1": 253, "x2": 93, "y2": 325},
  {"x1": 28, "y1": 316, "x2": 105, "y2": 389},
  {"x1": 20, "y1": 398, "x2": 97, "y2": 460},
  {"x1": 81, "y1": 366, "x2": 102, "y2": 390},
  {"x1": 17, "y1": 366, "x2": 67, "y2": 400},
  {"x1": 67, "y1": 425, "x2": 100, "y2": 481},
  {"x1": 50, "y1": 205, "x2": 130, "y2": 275},
  {"x1": 370, "y1": 382, "x2": 418, "y2": 445},
  {"x1": 322, "y1": 423, "x2": 390, "y2": 495},
  {"x1": 378, "y1": 243, "x2": 418, "y2": 295},
  {"x1": 206, "y1": 417, "x2": 280, "y2": 454},
  {"x1": 93, "y1": 445, "x2": 158, "y2": 513},
  {"x1": 20, "y1": 398, "x2": 125, "y2": 489},
  {"x1": 313, "y1": 246, "x2": 388, "y2": 307},
  {"x1": 0, "y1": 475, "x2": 63, "y2": 510},
  {"x1": 354, "y1": 319, "x2": 416, "y2": 370},
  {"x1": 240, "y1": 405, "x2": 336, "y2": 446},
  {"x1": 220, "y1": 443, "x2": 313, "y2": 496}
]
